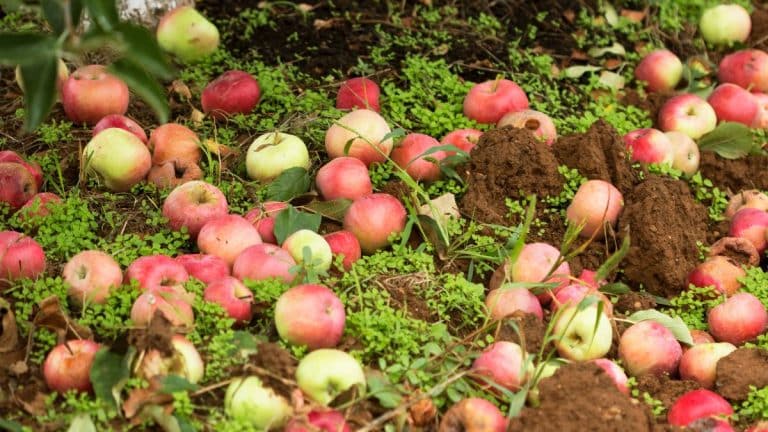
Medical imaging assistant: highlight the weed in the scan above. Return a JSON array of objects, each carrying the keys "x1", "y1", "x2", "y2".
[
  {"x1": 78, "y1": 284, "x2": 141, "y2": 340},
  {"x1": 543, "y1": 166, "x2": 588, "y2": 212},
  {"x1": 738, "y1": 385, "x2": 768, "y2": 421},
  {"x1": 668, "y1": 285, "x2": 724, "y2": 330},
  {"x1": 37, "y1": 119, "x2": 74, "y2": 146},
  {"x1": 739, "y1": 266, "x2": 768, "y2": 306}
]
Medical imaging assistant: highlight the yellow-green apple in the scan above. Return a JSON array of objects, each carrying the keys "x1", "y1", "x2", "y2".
[
  {"x1": 439, "y1": 398, "x2": 508, "y2": 432},
  {"x1": 700, "y1": 4, "x2": 751, "y2": 45},
  {"x1": 343, "y1": 193, "x2": 407, "y2": 253},
  {"x1": 246, "y1": 132, "x2": 310, "y2": 182},
  {"x1": 664, "y1": 131, "x2": 700, "y2": 177},
  {"x1": 204, "y1": 276, "x2": 253, "y2": 324},
  {"x1": 197, "y1": 215, "x2": 262, "y2": 266},
  {"x1": 592, "y1": 358, "x2": 629, "y2": 394},
  {"x1": 623, "y1": 128, "x2": 675, "y2": 165},
  {"x1": 0, "y1": 231, "x2": 46, "y2": 284},
  {"x1": 18, "y1": 192, "x2": 62, "y2": 221},
  {"x1": 93, "y1": 114, "x2": 147, "y2": 144},
  {"x1": 315, "y1": 157, "x2": 372, "y2": 201},
  {"x1": 202, "y1": 70, "x2": 260, "y2": 119},
  {"x1": 725, "y1": 190, "x2": 768, "y2": 219},
  {"x1": 679, "y1": 342, "x2": 737, "y2": 388},
  {"x1": 156, "y1": 6, "x2": 219, "y2": 63},
  {"x1": 566, "y1": 179, "x2": 623, "y2": 239},
  {"x1": 0, "y1": 150, "x2": 43, "y2": 189},
  {"x1": 83, "y1": 128, "x2": 152, "y2": 192},
  {"x1": 708, "y1": 83, "x2": 764, "y2": 126},
  {"x1": 137, "y1": 335, "x2": 204, "y2": 384},
  {"x1": 125, "y1": 254, "x2": 189, "y2": 293},
  {"x1": 64, "y1": 250, "x2": 122, "y2": 307},
  {"x1": 441, "y1": 128, "x2": 483, "y2": 154},
  {"x1": 325, "y1": 109, "x2": 393, "y2": 166},
  {"x1": 281, "y1": 229, "x2": 333, "y2": 273},
  {"x1": 497, "y1": 109, "x2": 557, "y2": 146},
  {"x1": 163, "y1": 180, "x2": 229, "y2": 238},
  {"x1": 244, "y1": 201, "x2": 288, "y2": 244},
  {"x1": 658, "y1": 94, "x2": 718, "y2": 139},
  {"x1": 225, "y1": 376, "x2": 292, "y2": 428},
  {"x1": 43, "y1": 339, "x2": 100, "y2": 393},
  {"x1": 233, "y1": 243, "x2": 297, "y2": 284},
  {"x1": 147, "y1": 158, "x2": 204, "y2": 189},
  {"x1": 718, "y1": 49, "x2": 768, "y2": 93},
  {"x1": 296, "y1": 349, "x2": 366, "y2": 405},
  {"x1": 551, "y1": 288, "x2": 614, "y2": 317},
  {"x1": 285, "y1": 410, "x2": 351, "y2": 432},
  {"x1": 463, "y1": 78, "x2": 529, "y2": 124},
  {"x1": 324, "y1": 230, "x2": 361, "y2": 270},
  {"x1": 510, "y1": 242, "x2": 571, "y2": 305},
  {"x1": 729, "y1": 208, "x2": 768, "y2": 254},
  {"x1": 16, "y1": 58, "x2": 68, "y2": 97},
  {"x1": 149, "y1": 123, "x2": 201, "y2": 166},
  {"x1": 634, "y1": 49, "x2": 683, "y2": 93},
  {"x1": 708, "y1": 292, "x2": 768, "y2": 345},
  {"x1": 391, "y1": 133, "x2": 447, "y2": 182},
  {"x1": 275, "y1": 284, "x2": 345, "y2": 349},
  {"x1": 62, "y1": 65, "x2": 129, "y2": 125},
  {"x1": 667, "y1": 389, "x2": 733, "y2": 427},
  {"x1": 175, "y1": 254, "x2": 230, "y2": 285},
  {"x1": 131, "y1": 290, "x2": 194, "y2": 328},
  {"x1": 471, "y1": 341, "x2": 530, "y2": 391},
  {"x1": 526, "y1": 359, "x2": 564, "y2": 406},
  {"x1": 0, "y1": 162, "x2": 37, "y2": 210},
  {"x1": 336, "y1": 77, "x2": 380, "y2": 112},
  {"x1": 687, "y1": 256, "x2": 745, "y2": 296},
  {"x1": 485, "y1": 285, "x2": 543, "y2": 320},
  {"x1": 618, "y1": 320, "x2": 683, "y2": 376},
  {"x1": 552, "y1": 302, "x2": 613, "y2": 361}
]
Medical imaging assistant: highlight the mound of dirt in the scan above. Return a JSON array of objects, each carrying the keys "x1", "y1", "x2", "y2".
[
  {"x1": 749, "y1": 7, "x2": 768, "y2": 51},
  {"x1": 699, "y1": 152, "x2": 768, "y2": 193},
  {"x1": 615, "y1": 292, "x2": 658, "y2": 315},
  {"x1": 509, "y1": 362, "x2": 654, "y2": 431},
  {"x1": 618, "y1": 176, "x2": 709, "y2": 297},
  {"x1": 636, "y1": 374, "x2": 701, "y2": 409},
  {"x1": 716, "y1": 348, "x2": 768, "y2": 402},
  {"x1": 496, "y1": 311, "x2": 548, "y2": 355}
]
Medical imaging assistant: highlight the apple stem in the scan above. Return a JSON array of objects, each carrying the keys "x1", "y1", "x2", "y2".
[
  {"x1": 64, "y1": 341, "x2": 74, "y2": 356},
  {"x1": 491, "y1": 74, "x2": 504, "y2": 92}
]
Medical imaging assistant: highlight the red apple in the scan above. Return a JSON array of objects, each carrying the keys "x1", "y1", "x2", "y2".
[
  {"x1": 0, "y1": 162, "x2": 37, "y2": 210},
  {"x1": 485, "y1": 286, "x2": 543, "y2": 320},
  {"x1": 708, "y1": 83, "x2": 764, "y2": 127},
  {"x1": 17, "y1": 192, "x2": 62, "y2": 221},
  {"x1": 233, "y1": 243, "x2": 297, "y2": 284},
  {"x1": 690, "y1": 329, "x2": 716, "y2": 345},
  {"x1": 197, "y1": 215, "x2": 262, "y2": 266},
  {"x1": 324, "y1": 230, "x2": 362, "y2": 270},
  {"x1": 747, "y1": 421, "x2": 768, "y2": 432},
  {"x1": 0, "y1": 150, "x2": 43, "y2": 190},
  {"x1": 725, "y1": 190, "x2": 768, "y2": 219},
  {"x1": 244, "y1": 201, "x2": 288, "y2": 244},
  {"x1": 439, "y1": 398, "x2": 508, "y2": 432},
  {"x1": 623, "y1": 128, "x2": 674, "y2": 165},
  {"x1": 390, "y1": 133, "x2": 447, "y2": 182},
  {"x1": 92, "y1": 114, "x2": 148, "y2": 144},
  {"x1": 551, "y1": 287, "x2": 613, "y2": 317},
  {"x1": 285, "y1": 409, "x2": 352, "y2": 432},
  {"x1": 0, "y1": 230, "x2": 46, "y2": 284},
  {"x1": 343, "y1": 193, "x2": 407, "y2": 253},
  {"x1": 510, "y1": 242, "x2": 571, "y2": 305},
  {"x1": 201, "y1": 70, "x2": 260, "y2": 119},
  {"x1": 463, "y1": 78, "x2": 529, "y2": 124},
  {"x1": 687, "y1": 256, "x2": 745, "y2": 297},
  {"x1": 618, "y1": 320, "x2": 683, "y2": 377},
  {"x1": 43, "y1": 339, "x2": 101, "y2": 393},
  {"x1": 752, "y1": 92, "x2": 768, "y2": 128},
  {"x1": 708, "y1": 292, "x2": 768, "y2": 345},
  {"x1": 315, "y1": 157, "x2": 373, "y2": 201},
  {"x1": 441, "y1": 128, "x2": 483, "y2": 154},
  {"x1": 566, "y1": 179, "x2": 623, "y2": 239},
  {"x1": 634, "y1": 49, "x2": 684, "y2": 93},
  {"x1": 163, "y1": 180, "x2": 229, "y2": 238},
  {"x1": 497, "y1": 109, "x2": 557, "y2": 146},
  {"x1": 718, "y1": 49, "x2": 768, "y2": 93},
  {"x1": 125, "y1": 254, "x2": 189, "y2": 293},
  {"x1": 325, "y1": 109, "x2": 393, "y2": 166},
  {"x1": 131, "y1": 290, "x2": 194, "y2": 328},
  {"x1": 149, "y1": 123, "x2": 202, "y2": 166},
  {"x1": 175, "y1": 254, "x2": 230, "y2": 285},
  {"x1": 658, "y1": 94, "x2": 718, "y2": 139},
  {"x1": 667, "y1": 389, "x2": 733, "y2": 427},
  {"x1": 274, "y1": 284, "x2": 345, "y2": 349},
  {"x1": 679, "y1": 342, "x2": 737, "y2": 388},
  {"x1": 471, "y1": 341, "x2": 529, "y2": 391},
  {"x1": 204, "y1": 276, "x2": 253, "y2": 324},
  {"x1": 336, "y1": 77, "x2": 380, "y2": 112},
  {"x1": 147, "y1": 158, "x2": 204, "y2": 189},
  {"x1": 592, "y1": 358, "x2": 629, "y2": 394},
  {"x1": 61, "y1": 65, "x2": 129, "y2": 125},
  {"x1": 729, "y1": 208, "x2": 768, "y2": 254},
  {"x1": 64, "y1": 250, "x2": 123, "y2": 307}
]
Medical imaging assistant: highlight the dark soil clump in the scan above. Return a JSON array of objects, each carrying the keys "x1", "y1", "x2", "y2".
[
  {"x1": 699, "y1": 152, "x2": 768, "y2": 193},
  {"x1": 246, "y1": 342, "x2": 297, "y2": 400},
  {"x1": 377, "y1": 273, "x2": 434, "y2": 322},
  {"x1": 509, "y1": 362, "x2": 654, "y2": 431},
  {"x1": 619, "y1": 176, "x2": 709, "y2": 297},
  {"x1": 716, "y1": 348, "x2": 768, "y2": 402},
  {"x1": 636, "y1": 373, "x2": 701, "y2": 409},
  {"x1": 496, "y1": 311, "x2": 548, "y2": 355},
  {"x1": 749, "y1": 7, "x2": 768, "y2": 51},
  {"x1": 615, "y1": 292, "x2": 657, "y2": 315}
]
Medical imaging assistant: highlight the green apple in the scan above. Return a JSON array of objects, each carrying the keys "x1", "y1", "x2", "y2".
[
  {"x1": 552, "y1": 300, "x2": 613, "y2": 361},
  {"x1": 83, "y1": 128, "x2": 151, "y2": 191},
  {"x1": 281, "y1": 229, "x2": 333, "y2": 273},
  {"x1": 246, "y1": 132, "x2": 310, "y2": 181},
  {"x1": 156, "y1": 6, "x2": 220, "y2": 63},
  {"x1": 224, "y1": 376, "x2": 292, "y2": 429},
  {"x1": 700, "y1": 4, "x2": 751, "y2": 46},
  {"x1": 296, "y1": 349, "x2": 366, "y2": 406}
]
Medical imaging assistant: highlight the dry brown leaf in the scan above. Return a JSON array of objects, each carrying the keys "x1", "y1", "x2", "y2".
[
  {"x1": 570, "y1": 50, "x2": 589, "y2": 61},
  {"x1": 0, "y1": 299, "x2": 18, "y2": 353},
  {"x1": 604, "y1": 58, "x2": 624, "y2": 70},
  {"x1": 621, "y1": 9, "x2": 647, "y2": 22},
  {"x1": 8, "y1": 361, "x2": 28, "y2": 376},
  {"x1": 563, "y1": 10, "x2": 576, "y2": 23},
  {"x1": 169, "y1": 80, "x2": 191, "y2": 100},
  {"x1": 314, "y1": 18, "x2": 336, "y2": 30},
  {"x1": 488, "y1": 258, "x2": 511, "y2": 291},
  {"x1": 418, "y1": 193, "x2": 460, "y2": 227},
  {"x1": 15, "y1": 388, "x2": 47, "y2": 415},
  {"x1": 32, "y1": 296, "x2": 93, "y2": 342}
]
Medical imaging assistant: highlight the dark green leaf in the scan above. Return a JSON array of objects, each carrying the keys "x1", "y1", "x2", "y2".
[
  {"x1": 627, "y1": 309, "x2": 694, "y2": 345},
  {"x1": 698, "y1": 122, "x2": 756, "y2": 159},
  {"x1": 115, "y1": 23, "x2": 174, "y2": 79},
  {"x1": 70, "y1": 0, "x2": 84, "y2": 24},
  {"x1": 21, "y1": 56, "x2": 58, "y2": 131},
  {"x1": 232, "y1": 330, "x2": 258, "y2": 353},
  {"x1": 273, "y1": 206, "x2": 322, "y2": 245},
  {"x1": 159, "y1": 375, "x2": 199, "y2": 394},
  {"x1": 108, "y1": 59, "x2": 169, "y2": 124},
  {"x1": 41, "y1": 0, "x2": 66, "y2": 35},
  {"x1": 83, "y1": 0, "x2": 118, "y2": 31},
  {"x1": 417, "y1": 214, "x2": 449, "y2": 258},
  {"x1": 90, "y1": 347, "x2": 133, "y2": 408},
  {"x1": 265, "y1": 167, "x2": 311, "y2": 201},
  {"x1": 0, "y1": 419, "x2": 24, "y2": 432},
  {"x1": 303, "y1": 199, "x2": 352, "y2": 222},
  {"x1": 599, "y1": 282, "x2": 632, "y2": 295},
  {"x1": 0, "y1": 33, "x2": 57, "y2": 65},
  {"x1": 176, "y1": 417, "x2": 196, "y2": 432},
  {"x1": 595, "y1": 232, "x2": 630, "y2": 281},
  {"x1": 366, "y1": 371, "x2": 403, "y2": 409}
]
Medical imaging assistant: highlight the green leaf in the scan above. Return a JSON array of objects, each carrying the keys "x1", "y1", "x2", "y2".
[
  {"x1": 0, "y1": 419, "x2": 24, "y2": 432},
  {"x1": 265, "y1": 167, "x2": 311, "y2": 201},
  {"x1": 108, "y1": 59, "x2": 169, "y2": 124},
  {"x1": 698, "y1": 122, "x2": 756, "y2": 159},
  {"x1": 604, "y1": 3, "x2": 619, "y2": 27},
  {"x1": 70, "y1": 0, "x2": 84, "y2": 24},
  {"x1": 67, "y1": 414, "x2": 96, "y2": 432},
  {"x1": 366, "y1": 370, "x2": 403, "y2": 409},
  {"x1": 21, "y1": 56, "x2": 58, "y2": 131},
  {"x1": 598, "y1": 282, "x2": 631, "y2": 295},
  {"x1": 159, "y1": 375, "x2": 199, "y2": 394},
  {"x1": 90, "y1": 347, "x2": 134, "y2": 408},
  {"x1": 176, "y1": 417, "x2": 196, "y2": 432},
  {"x1": 83, "y1": 0, "x2": 119, "y2": 31},
  {"x1": 0, "y1": 33, "x2": 57, "y2": 65},
  {"x1": 115, "y1": 23, "x2": 174, "y2": 79},
  {"x1": 273, "y1": 206, "x2": 322, "y2": 245},
  {"x1": 596, "y1": 232, "x2": 630, "y2": 281},
  {"x1": 627, "y1": 309, "x2": 694, "y2": 345},
  {"x1": 41, "y1": 0, "x2": 66, "y2": 35},
  {"x1": 303, "y1": 199, "x2": 352, "y2": 222}
]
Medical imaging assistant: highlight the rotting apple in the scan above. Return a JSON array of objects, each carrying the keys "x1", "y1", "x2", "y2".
[
  {"x1": 147, "y1": 159, "x2": 203, "y2": 189},
  {"x1": 618, "y1": 320, "x2": 683, "y2": 377},
  {"x1": 463, "y1": 78, "x2": 529, "y2": 124},
  {"x1": 485, "y1": 285, "x2": 544, "y2": 320},
  {"x1": 233, "y1": 243, "x2": 297, "y2": 284},
  {"x1": 162, "y1": 180, "x2": 229, "y2": 238},
  {"x1": 149, "y1": 123, "x2": 202, "y2": 166},
  {"x1": 325, "y1": 109, "x2": 393, "y2": 166},
  {"x1": 718, "y1": 49, "x2": 768, "y2": 93},
  {"x1": 281, "y1": 229, "x2": 333, "y2": 273},
  {"x1": 244, "y1": 201, "x2": 288, "y2": 244},
  {"x1": 204, "y1": 276, "x2": 254, "y2": 324},
  {"x1": 623, "y1": 128, "x2": 675, "y2": 165},
  {"x1": 708, "y1": 236, "x2": 760, "y2": 267},
  {"x1": 664, "y1": 131, "x2": 700, "y2": 177},
  {"x1": 92, "y1": 114, "x2": 148, "y2": 144},
  {"x1": 0, "y1": 230, "x2": 46, "y2": 285},
  {"x1": 667, "y1": 389, "x2": 734, "y2": 427},
  {"x1": 343, "y1": 193, "x2": 407, "y2": 253},
  {"x1": 246, "y1": 132, "x2": 310, "y2": 182},
  {"x1": 285, "y1": 409, "x2": 352, "y2": 432},
  {"x1": 175, "y1": 254, "x2": 230, "y2": 285},
  {"x1": 137, "y1": 335, "x2": 204, "y2": 384},
  {"x1": 43, "y1": 339, "x2": 101, "y2": 393},
  {"x1": 295, "y1": 349, "x2": 366, "y2": 406},
  {"x1": 678, "y1": 342, "x2": 737, "y2": 388},
  {"x1": 0, "y1": 150, "x2": 43, "y2": 190},
  {"x1": 0, "y1": 162, "x2": 37, "y2": 210},
  {"x1": 658, "y1": 94, "x2": 718, "y2": 139},
  {"x1": 197, "y1": 214, "x2": 262, "y2": 267},
  {"x1": 725, "y1": 190, "x2": 768, "y2": 219},
  {"x1": 324, "y1": 230, "x2": 362, "y2": 270},
  {"x1": 336, "y1": 77, "x2": 381, "y2": 112},
  {"x1": 224, "y1": 376, "x2": 293, "y2": 429},
  {"x1": 700, "y1": 4, "x2": 751, "y2": 45},
  {"x1": 390, "y1": 133, "x2": 447, "y2": 182},
  {"x1": 202, "y1": 70, "x2": 260, "y2": 119},
  {"x1": 708, "y1": 292, "x2": 768, "y2": 345},
  {"x1": 687, "y1": 256, "x2": 745, "y2": 297},
  {"x1": 83, "y1": 128, "x2": 152, "y2": 192},
  {"x1": 64, "y1": 250, "x2": 123, "y2": 307},
  {"x1": 471, "y1": 341, "x2": 530, "y2": 391},
  {"x1": 566, "y1": 179, "x2": 623, "y2": 239},
  {"x1": 62, "y1": 65, "x2": 129, "y2": 125},
  {"x1": 497, "y1": 109, "x2": 557, "y2": 146},
  {"x1": 315, "y1": 157, "x2": 373, "y2": 201},
  {"x1": 438, "y1": 397, "x2": 508, "y2": 432},
  {"x1": 130, "y1": 290, "x2": 194, "y2": 329},
  {"x1": 552, "y1": 302, "x2": 613, "y2": 361},
  {"x1": 634, "y1": 49, "x2": 684, "y2": 93},
  {"x1": 440, "y1": 128, "x2": 483, "y2": 154},
  {"x1": 274, "y1": 284, "x2": 345, "y2": 349},
  {"x1": 157, "y1": 6, "x2": 220, "y2": 63}
]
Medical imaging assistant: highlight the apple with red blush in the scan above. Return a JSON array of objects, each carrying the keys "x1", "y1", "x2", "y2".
[
  {"x1": 618, "y1": 320, "x2": 683, "y2": 376},
  {"x1": 62, "y1": 65, "x2": 129, "y2": 125},
  {"x1": 485, "y1": 285, "x2": 543, "y2": 320},
  {"x1": 687, "y1": 256, "x2": 745, "y2": 297},
  {"x1": 726, "y1": 190, "x2": 768, "y2": 219},
  {"x1": 343, "y1": 193, "x2": 407, "y2": 253},
  {"x1": 93, "y1": 114, "x2": 147, "y2": 143},
  {"x1": 497, "y1": 109, "x2": 557, "y2": 146},
  {"x1": 83, "y1": 128, "x2": 152, "y2": 192},
  {"x1": 667, "y1": 389, "x2": 733, "y2": 427},
  {"x1": 718, "y1": 49, "x2": 768, "y2": 93},
  {"x1": 551, "y1": 286, "x2": 613, "y2": 317},
  {"x1": 197, "y1": 214, "x2": 262, "y2": 266},
  {"x1": 441, "y1": 128, "x2": 483, "y2": 154},
  {"x1": 64, "y1": 250, "x2": 123, "y2": 307},
  {"x1": 163, "y1": 180, "x2": 229, "y2": 238},
  {"x1": 233, "y1": 243, "x2": 297, "y2": 284},
  {"x1": 125, "y1": 254, "x2": 189, "y2": 293},
  {"x1": 0, "y1": 150, "x2": 43, "y2": 190},
  {"x1": 708, "y1": 292, "x2": 768, "y2": 345},
  {"x1": 324, "y1": 230, "x2": 362, "y2": 270},
  {"x1": 147, "y1": 158, "x2": 204, "y2": 189},
  {"x1": 43, "y1": 339, "x2": 101, "y2": 393},
  {"x1": 658, "y1": 94, "x2": 718, "y2": 139},
  {"x1": 566, "y1": 179, "x2": 623, "y2": 239},
  {"x1": 391, "y1": 133, "x2": 447, "y2": 182},
  {"x1": 204, "y1": 276, "x2": 253, "y2": 324},
  {"x1": 729, "y1": 208, "x2": 768, "y2": 254},
  {"x1": 315, "y1": 157, "x2": 372, "y2": 201},
  {"x1": 285, "y1": 410, "x2": 352, "y2": 432},
  {"x1": 623, "y1": 128, "x2": 674, "y2": 165},
  {"x1": 463, "y1": 78, "x2": 529, "y2": 124},
  {"x1": 679, "y1": 342, "x2": 737, "y2": 388},
  {"x1": 592, "y1": 358, "x2": 629, "y2": 394},
  {"x1": 131, "y1": 290, "x2": 194, "y2": 328},
  {"x1": 509, "y1": 242, "x2": 571, "y2": 305},
  {"x1": 0, "y1": 230, "x2": 46, "y2": 284},
  {"x1": 439, "y1": 398, "x2": 508, "y2": 432},
  {"x1": 708, "y1": 83, "x2": 764, "y2": 127},
  {"x1": 634, "y1": 49, "x2": 683, "y2": 93},
  {"x1": 149, "y1": 123, "x2": 202, "y2": 166},
  {"x1": 0, "y1": 162, "x2": 37, "y2": 210},
  {"x1": 175, "y1": 254, "x2": 230, "y2": 285},
  {"x1": 18, "y1": 193, "x2": 62, "y2": 221},
  {"x1": 471, "y1": 341, "x2": 530, "y2": 391},
  {"x1": 325, "y1": 109, "x2": 393, "y2": 166},
  {"x1": 202, "y1": 70, "x2": 260, "y2": 119},
  {"x1": 274, "y1": 284, "x2": 345, "y2": 349},
  {"x1": 244, "y1": 201, "x2": 288, "y2": 244},
  {"x1": 336, "y1": 77, "x2": 381, "y2": 112}
]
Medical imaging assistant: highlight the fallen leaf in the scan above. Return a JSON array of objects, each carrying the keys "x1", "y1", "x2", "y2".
[
  {"x1": 418, "y1": 193, "x2": 460, "y2": 227},
  {"x1": 8, "y1": 361, "x2": 28, "y2": 376},
  {"x1": 32, "y1": 296, "x2": 92, "y2": 342},
  {"x1": 563, "y1": 10, "x2": 576, "y2": 23},
  {"x1": 570, "y1": 50, "x2": 589, "y2": 61},
  {"x1": 621, "y1": 9, "x2": 647, "y2": 22},
  {"x1": 488, "y1": 259, "x2": 511, "y2": 291},
  {"x1": 169, "y1": 80, "x2": 191, "y2": 100},
  {"x1": 123, "y1": 388, "x2": 173, "y2": 419},
  {"x1": 14, "y1": 387, "x2": 46, "y2": 415},
  {"x1": 0, "y1": 298, "x2": 19, "y2": 353},
  {"x1": 599, "y1": 71, "x2": 625, "y2": 90},
  {"x1": 189, "y1": 109, "x2": 205, "y2": 126},
  {"x1": 313, "y1": 19, "x2": 336, "y2": 30},
  {"x1": 203, "y1": 139, "x2": 234, "y2": 157},
  {"x1": 603, "y1": 58, "x2": 624, "y2": 70}
]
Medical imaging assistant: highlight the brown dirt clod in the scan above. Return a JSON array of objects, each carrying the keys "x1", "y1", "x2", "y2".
[
  {"x1": 716, "y1": 348, "x2": 768, "y2": 402},
  {"x1": 699, "y1": 152, "x2": 768, "y2": 194},
  {"x1": 635, "y1": 373, "x2": 701, "y2": 409},
  {"x1": 495, "y1": 311, "x2": 548, "y2": 355}
]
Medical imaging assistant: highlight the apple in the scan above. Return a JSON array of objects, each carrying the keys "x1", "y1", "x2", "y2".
[
  {"x1": 62, "y1": 65, "x2": 129, "y2": 125},
  {"x1": 148, "y1": 123, "x2": 202, "y2": 166},
  {"x1": 92, "y1": 114, "x2": 147, "y2": 144},
  {"x1": 0, "y1": 150, "x2": 43, "y2": 189},
  {"x1": 137, "y1": 335, "x2": 204, "y2": 384},
  {"x1": 233, "y1": 243, "x2": 297, "y2": 284},
  {"x1": 285, "y1": 409, "x2": 351, "y2": 432},
  {"x1": 748, "y1": 421, "x2": 768, "y2": 432},
  {"x1": 295, "y1": 349, "x2": 366, "y2": 405},
  {"x1": 204, "y1": 276, "x2": 254, "y2": 324},
  {"x1": 510, "y1": 242, "x2": 571, "y2": 305},
  {"x1": 708, "y1": 83, "x2": 764, "y2": 127},
  {"x1": 634, "y1": 49, "x2": 684, "y2": 93},
  {"x1": 679, "y1": 342, "x2": 737, "y2": 388},
  {"x1": 343, "y1": 193, "x2": 407, "y2": 253},
  {"x1": 618, "y1": 320, "x2": 683, "y2": 376},
  {"x1": 667, "y1": 389, "x2": 733, "y2": 427},
  {"x1": 131, "y1": 290, "x2": 194, "y2": 328},
  {"x1": 497, "y1": 109, "x2": 557, "y2": 146},
  {"x1": 526, "y1": 359, "x2": 564, "y2": 406},
  {"x1": 577, "y1": 269, "x2": 601, "y2": 290},
  {"x1": 315, "y1": 157, "x2": 373, "y2": 201},
  {"x1": 0, "y1": 162, "x2": 37, "y2": 210},
  {"x1": 43, "y1": 339, "x2": 100, "y2": 393},
  {"x1": 0, "y1": 231, "x2": 46, "y2": 284},
  {"x1": 391, "y1": 133, "x2": 448, "y2": 182},
  {"x1": 147, "y1": 159, "x2": 203, "y2": 189},
  {"x1": 471, "y1": 341, "x2": 530, "y2": 391},
  {"x1": 566, "y1": 179, "x2": 623, "y2": 239},
  {"x1": 658, "y1": 94, "x2": 718, "y2": 139},
  {"x1": 725, "y1": 190, "x2": 768, "y2": 219},
  {"x1": 175, "y1": 254, "x2": 230, "y2": 285},
  {"x1": 718, "y1": 49, "x2": 768, "y2": 93},
  {"x1": 275, "y1": 284, "x2": 345, "y2": 349},
  {"x1": 246, "y1": 132, "x2": 310, "y2": 182},
  {"x1": 700, "y1": 4, "x2": 751, "y2": 45},
  {"x1": 592, "y1": 358, "x2": 629, "y2": 394},
  {"x1": 623, "y1": 128, "x2": 675, "y2": 165},
  {"x1": 336, "y1": 77, "x2": 381, "y2": 112},
  {"x1": 687, "y1": 256, "x2": 745, "y2": 297},
  {"x1": 18, "y1": 192, "x2": 62, "y2": 221},
  {"x1": 485, "y1": 286, "x2": 543, "y2": 320},
  {"x1": 325, "y1": 109, "x2": 393, "y2": 166},
  {"x1": 690, "y1": 329, "x2": 716, "y2": 346},
  {"x1": 64, "y1": 250, "x2": 123, "y2": 307},
  {"x1": 708, "y1": 292, "x2": 768, "y2": 345},
  {"x1": 244, "y1": 201, "x2": 288, "y2": 244},
  {"x1": 708, "y1": 236, "x2": 760, "y2": 267},
  {"x1": 729, "y1": 208, "x2": 768, "y2": 254},
  {"x1": 202, "y1": 70, "x2": 260, "y2": 119},
  {"x1": 282, "y1": 229, "x2": 333, "y2": 273},
  {"x1": 323, "y1": 230, "x2": 362, "y2": 270},
  {"x1": 552, "y1": 302, "x2": 613, "y2": 361},
  {"x1": 441, "y1": 128, "x2": 483, "y2": 154},
  {"x1": 83, "y1": 128, "x2": 152, "y2": 192},
  {"x1": 225, "y1": 376, "x2": 293, "y2": 428},
  {"x1": 125, "y1": 254, "x2": 189, "y2": 293},
  {"x1": 197, "y1": 215, "x2": 262, "y2": 266},
  {"x1": 157, "y1": 6, "x2": 219, "y2": 63},
  {"x1": 163, "y1": 180, "x2": 229, "y2": 238},
  {"x1": 439, "y1": 398, "x2": 508, "y2": 432},
  {"x1": 463, "y1": 78, "x2": 529, "y2": 124},
  {"x1": 752, "y1": 92, "x2": 768, "y2": 127},
  {"x1": 551, "y1": 288, "x2": 613, "y2": 317},
  {"x1": 664, "y1": 131, "x2": 700, "y2": 177},
  {"x1": 15, "y1": 58, "x2": 69, "y2": 96}
]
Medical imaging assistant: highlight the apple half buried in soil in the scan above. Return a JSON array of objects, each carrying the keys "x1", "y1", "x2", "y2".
[
  {"x1": 566, "y1": 179, "x2": 623, "y2": 239},
  {"x1": 497, "y1": 109, "x2": 557, "y2": 146},
  {"x1": 667, "y1": 389, "x2": 734, "y2": 427},
  {"x1": 678, "y1": 342, "x2": 736, "y2": 388},
  {"x1": 225, "y1": 376, "x2": 293, "y2": 429},
  {"x1": 296, "y1": 349, "x2": 366, "y2": 406},
  {"x1": 439, "y1": 397, "x2": 508, "y2": 432}
]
